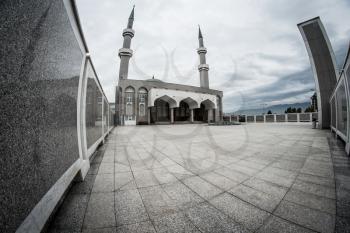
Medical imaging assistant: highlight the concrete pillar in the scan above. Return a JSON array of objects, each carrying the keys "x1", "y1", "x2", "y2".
[
  {"x1": 254, "y1": 115, "x2": 256, "y2": 123},
  {"x1": 190, "y1": 109, "x2": 194, "y2": 123},
  {"x1": 285, "y1": 114, "x2": 288, "y2": 122},
  {"x1": 263, "y1": 115, "x2": 266, "y2": 123},
  {"x1": 297, "y1": 113, "x2": 300, "y2": 122},
  {"x1": 310, "y1": 113, "x2": 312, "y2": 122},
  {"x1": 147, "y1": 108, "x2": 151, "y2": 125},
  {"x1": 229, "y1": 115, "x2": 232, "y2": 122},
  {"x1": 274, "y1": 114, "x2": 277, "y2": 123},
  {"x1": 170, "y1": 108, "x2": 174, "y2": 123}
]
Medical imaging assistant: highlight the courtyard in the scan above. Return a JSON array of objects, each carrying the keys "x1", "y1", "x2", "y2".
[{"x1": 48, "y1": 124, "x2": 349, "y2": 233}]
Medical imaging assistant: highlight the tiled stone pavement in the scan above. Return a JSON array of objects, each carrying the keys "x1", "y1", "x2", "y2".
[{"x1": 47, "y1": 124, "x2": 350, "y2": 233}]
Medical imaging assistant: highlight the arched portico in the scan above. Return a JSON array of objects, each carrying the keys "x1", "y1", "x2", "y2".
[{"x1": 174, "y1": 101, "x2": 191, "y2": 122}]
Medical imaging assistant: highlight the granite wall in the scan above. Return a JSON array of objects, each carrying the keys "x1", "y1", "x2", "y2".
[{"x1": 0, "y1": 0, "x2": 83, "y2": 231}]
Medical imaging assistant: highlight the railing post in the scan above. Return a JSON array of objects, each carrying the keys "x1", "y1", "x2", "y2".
[
  {"x1": 309, "y1": 113, "x2": 312, "y2": 122},
  {"x1": 274, "y1": 114, "x2": 277, "y2": 123},
  {"x1": 285, "y1": 114, "x2": 288, "y2": 122},
  {"x1": 263, "y1": 115, "x2": 266, "y2": 123},
  {"x1": 230, "y1": 115, "x2": 232, "y2": 122},
  {"x1": 254, "y1": 115, "x2": 256, "y2": 123},
  {"x1": 297, "y1": 113, "x2": 300, "y2": 122},
  {"x1": 245, "y1": 115, "x2": 247, "y2": 123}
]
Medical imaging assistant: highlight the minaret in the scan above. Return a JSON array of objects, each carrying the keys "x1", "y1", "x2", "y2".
[
  {"x1": 197, "y1": 26, "x2": 209, "y2": 88},
  {"x1": 118, "y1": 6, "x2": 135, "y2": 80}
]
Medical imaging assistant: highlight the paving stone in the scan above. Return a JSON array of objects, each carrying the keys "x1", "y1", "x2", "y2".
[
  {"x1": 153, "y1": 211, "x2": 200, "y2": 233},
  {"x1": 133, "y1": 170, "x2": 160, "y2": 188},
  {"x1": 71, "y1": 175, "x2": 96, "y2": 194},
  {"x1": 274, "y1": 200, "x2": 334, "y2": 233},
  {"x1": 255, "y1": 171, "x2": 295, "y2": 188},
  {"x1": 139, "y1": 186, "x2": 178, "y2": 217},
  {"x1": 83, "y1": 227, "x2": 117, "y2": 233},
  {"x1": 115, "y1": 189, "x2": 149, "y2": 225},
  {"x1": 292, "y1": 179, "x2": 336, "y2": 199},
  {"x1": 115, "y1": 172, "x2": 136, "y2": 191},
  {"x1": 152, "y1": 169, "x2": 178, "y2": 184},
  {"x1": 116, "y1": 221, "x2": 156, "y2": 233},
  {"x1": 214, "y1": 167, "x2": 250, "y2": 183},
  {"x1": 335, "y1": 216, "x2": 350, "y2": 233},
  {"x1": 200, "y1": 171, "x2": 239, "y2": 191},
  {"x1": 162, "y1": 181, "x2": 204, "y2": 209},
  {"x1": 185, "y1": 202, "x2": 249, "y2": 233},
  {"x1": 83, "y1": 192, "x2": 116, "y2": 228},
  {"x1": 50, "y1": 193, "x2": 89, "y2": 230},
  {"x1": 92, "y1": 173, "x2": 114, "y2": 193},
  {"x1": 228, "y1": 184, "x2": 282, "y2": 212},
  {"x1": 285, "y1": 189, "x2": 336, "y2": 214},
  {"x1": 257, "y1": 215, "x2": 315, "y2": 233},
  {"x1": 210, "y1": 193, "x2": 270, "y2": 231},
  {"x1": 115, "y1": 162, "x2": 131, "y2": 172},
  {"x1": 297, "y1": 173, "x2": 335, "y2": 188},
  {"x1": 243, "y1": 177, "x2": 288, "y2": 198},
  {"x1": 183, "y1": 176, "x2": 222, "y2": 200}
]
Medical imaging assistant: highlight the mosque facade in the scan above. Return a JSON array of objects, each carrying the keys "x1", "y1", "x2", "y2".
[{"x1": 115, "y1": 7, "x2": 223, "y2": 125}]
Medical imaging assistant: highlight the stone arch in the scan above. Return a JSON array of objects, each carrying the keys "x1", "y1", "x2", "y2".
[
  {"x1": 201, "y1": 99, "x2": 216, "y2": 110},
  {"x1": 154, "y1": 95, "x2": 177, "y2": 109},
  {"x1": 179, "y1": 97, "x2": 199, "y2": 109}
]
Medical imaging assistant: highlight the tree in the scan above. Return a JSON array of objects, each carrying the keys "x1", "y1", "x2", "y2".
[
  {"x1": 285, "y1": 107, "x2": 297, "y2": 113},
  {"x1": 297, "y1": 107, "x2": 302, "y2": 113},
  {"x1": 305, "y1": 105, "x2": 315, "y2": 112},
  {"x1": 267, "y1": 110, "x2": 272, "y2": 114}
]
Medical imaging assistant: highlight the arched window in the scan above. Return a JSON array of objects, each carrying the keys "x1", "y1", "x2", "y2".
[
  {"x1": 138, "y1": 87, "x2": 148, "y2": 117},
  {"x1": 125, "y1": 86, "x2": 135, "y2": 117}
]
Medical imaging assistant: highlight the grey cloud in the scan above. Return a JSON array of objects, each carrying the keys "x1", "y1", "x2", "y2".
[{"x1": 76, "y1": 0, "x2": 350, "y2": 111}]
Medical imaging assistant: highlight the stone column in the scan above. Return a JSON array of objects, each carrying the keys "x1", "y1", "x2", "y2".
[
  {"x1": 170, "y1": 108, "x2": 174, "y2": 123},
  {"x1": 147, "y1": 108, "x2": 151, "y2": 125},
  {"x1": 207, "y1": 109, "x2": 211, "y2": 123},
  {"x1": 190, "y1": 109, "x2": 194, "y2": 123}
]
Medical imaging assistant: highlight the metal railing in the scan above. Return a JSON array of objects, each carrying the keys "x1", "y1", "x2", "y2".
[{"x1": 224, "y1": 112, "x2": 318, "y2": 123}]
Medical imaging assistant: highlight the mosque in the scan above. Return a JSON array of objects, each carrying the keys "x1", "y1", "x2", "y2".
[{"x1": 115, "y1": 7, "x2": 223, "y2": 125}]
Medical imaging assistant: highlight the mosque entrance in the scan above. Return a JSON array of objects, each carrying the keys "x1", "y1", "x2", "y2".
[
  {"x1": 151, "y1": 99, "x2": 170, "y2": 123},
  {"x1": 174, "y1": 101, "x2": 190, "y2": 122},
  {"x1": 194, "y1": 103, "x2": 208, "y2": 122}
]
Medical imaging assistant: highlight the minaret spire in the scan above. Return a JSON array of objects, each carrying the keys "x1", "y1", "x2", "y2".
[
  {"x1": 198, "y1": 25, "x2": 204, "y2": 47},
  {"x1": 197, "y1": 25, "x2": 209, "y2": 88},
  {"x1": 118, "y1": 6, "x2": 135, "y2": 80},
  {"x1": 127, "y1": 5, "x2": 135, "y2": 29}
]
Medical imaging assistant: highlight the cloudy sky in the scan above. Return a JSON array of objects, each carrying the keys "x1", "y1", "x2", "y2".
[{"x1": 76, "y1": 0, "x2": 350, "y2": 112}]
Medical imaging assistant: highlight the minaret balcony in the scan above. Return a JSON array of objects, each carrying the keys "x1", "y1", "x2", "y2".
[
  {"x1": 122, "y1": 28, "x2": 135, "y2": 37},
  {"x1": 198, "y1": 64, "x2": 209, "y2": 71},
  {"x1": 118, "y1": 48, "x2": 133, "y2": 57},
  {"x1": 197, "y1": 47, "x2": 207, "y2": 54}
]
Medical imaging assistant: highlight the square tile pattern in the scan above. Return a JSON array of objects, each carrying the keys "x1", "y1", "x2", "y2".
[{"x1": 48, "y1": 124, "x2": 350, "y2": 233}]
